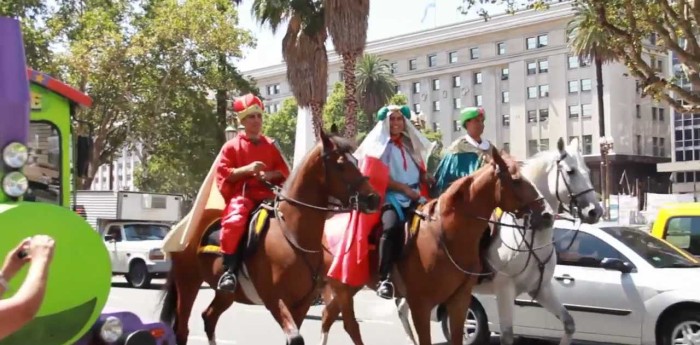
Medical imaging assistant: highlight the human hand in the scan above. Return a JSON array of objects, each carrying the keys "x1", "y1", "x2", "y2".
[
  {"x1": 27, "y1": 235, "x2": 55, "y2": 263},
  {"x1": 257, "y1": 171, "x2": 282, "y2": 182},
  {"x1": 422, "y1": 175, "x2": 436, "y2": 186},
  {"x1": 404, "y1": 186, "x2": 421, "y2": 201},
  {"x1": 247, "y1": 161, "x2": 266, "y2": 174},
  {"x1": 1, "y1": 238, "x2": 31, "y2": 279}
]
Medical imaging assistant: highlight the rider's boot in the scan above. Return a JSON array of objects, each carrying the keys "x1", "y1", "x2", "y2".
[
  {"x1": 376, "y1": 234, "x2": 395, "y2": 299},
  {"x1": 218, "y1": 251, "x2": 241, "y2": 292}
]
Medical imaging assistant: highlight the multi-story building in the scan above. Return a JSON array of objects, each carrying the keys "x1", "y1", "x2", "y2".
[
  {"x1": 90, "y1": 145, "x2": 141, "y2": 191},
  {"x1": 243, "y1": 1, "x2": 671, "y2": 194},
  {"x1": 657, "y1": 46, "x2": 700, "y2": 195}
]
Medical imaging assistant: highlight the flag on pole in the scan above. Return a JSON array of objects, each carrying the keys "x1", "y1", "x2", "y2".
[{"x1": 421, "y1": 0, "x2": 436, "y2": 24}]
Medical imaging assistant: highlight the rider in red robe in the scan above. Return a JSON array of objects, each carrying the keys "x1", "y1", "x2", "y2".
[{"x1": 215, "y1": 93, "x2": 290, "y2": 292}]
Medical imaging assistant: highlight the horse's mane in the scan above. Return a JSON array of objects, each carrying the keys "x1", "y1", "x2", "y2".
[{"x1": 282, "y1": 134, "x2": 357, "y2": 190}]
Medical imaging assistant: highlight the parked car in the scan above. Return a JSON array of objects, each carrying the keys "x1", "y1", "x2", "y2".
[
  {"x1": 650, "y1": 202, "x2": 700, "y2": 257},
  {"x1": 457, "y1": 220, "x2": 700, "y2": 345}
]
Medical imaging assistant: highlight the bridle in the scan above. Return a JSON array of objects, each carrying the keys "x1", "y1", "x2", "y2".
[{"x1": 554, "y1": 151, "x2": 596, "y2": 217}]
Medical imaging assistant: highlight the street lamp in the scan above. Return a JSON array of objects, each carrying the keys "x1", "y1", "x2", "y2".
[
  {"x1": 600, "y1": 136, "x2": 615, "y2": 220},
  {"x1": 225, "y1": 125, "x2": 236, "y2": 141}
]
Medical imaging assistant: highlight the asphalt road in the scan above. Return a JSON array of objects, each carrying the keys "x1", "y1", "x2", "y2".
[{"x1": 105, "y1": 277, "x2": 558, "y2": 345}]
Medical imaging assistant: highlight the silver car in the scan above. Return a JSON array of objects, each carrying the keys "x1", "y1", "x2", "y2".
[{"x1": 452, "y1": 220, "x2": 700, "y2": 345}]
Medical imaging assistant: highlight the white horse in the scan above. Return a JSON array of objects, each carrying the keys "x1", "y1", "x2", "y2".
[{"x1": 396, "y1": 137, "x2": 603, "y2": 345}]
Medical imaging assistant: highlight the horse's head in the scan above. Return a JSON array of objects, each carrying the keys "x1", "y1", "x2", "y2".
[
  {"x1": 552, "y1": 137, "x2": 602, "y2": 224},
  {"x1": 490, "y1": 148, "x2": 554, "y2": 231},
  {"x1": 318, "y1": 130, "x2": 380, "y2": 213}
]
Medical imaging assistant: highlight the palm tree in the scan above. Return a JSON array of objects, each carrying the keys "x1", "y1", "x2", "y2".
[
  {"x1": 237, "y1": 0, "x2": 329, "y2": 139},
  {"x1": 567, "y1": 2, "x2": 616, "y2": 139},
  {"x1": 355, "y1": 53, "x2": 397, "y2": 127},
  {"x1": 324, "y1": 0, "x2": 370, "y2": 139}
]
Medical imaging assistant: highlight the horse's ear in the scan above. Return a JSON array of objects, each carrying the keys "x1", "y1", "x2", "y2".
[
  {"x1": 320, "y1": 129, "x2": 335, "y2": 153},
  {"x1": 491, "y1": 146, "x2": 508, "y2": 173},
  {"x1": 557, "y1": 137, "x2": 565, "y2": 152},
  {"x1": 568, "y1": 136, "x2": 580, "y2": 151}
]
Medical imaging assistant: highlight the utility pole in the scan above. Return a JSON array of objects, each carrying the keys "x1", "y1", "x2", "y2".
[{"x1": 600, "y1": 137, "x2": 614, "y2": 220}]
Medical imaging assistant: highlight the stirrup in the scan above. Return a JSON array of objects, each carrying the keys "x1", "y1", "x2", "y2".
[
  {"x1": 217, "y1": 272, "x2": 237, "y2": 292},
  {"x1": 377, "y1": 280, "x2": 395, "y2": 299}
]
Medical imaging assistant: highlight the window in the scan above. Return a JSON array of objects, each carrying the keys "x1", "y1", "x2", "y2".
[
  {"x1": 453, "y1": 120, "x2": 462, "y2": 132},
  {"x1": 428, "y1": 54, "x2": 437, "y2": 67},
  {"x1": 581, "y1": 79, "x2": 592, "y2": 91},
  {"x1": 660, "y1": 138, "x2": 665, "y2": 156},
  {"x1": 453, "y1": 98, "x2": 461, "y2": 109},
  {"x1": 665, "y1": 216, "x2": 700, "y2": 256},
  {"x1": 502, "y1": 91, "x2": 509, "y2": 103},
  {"x1": 528, "y1": 139, "x2": 539, "y2": 156},
  {"x1": 538, "y1": 59, "x2": 549, "y2": 73},
  {"x1": 568, "y1": 80, "x2": 579, "y2": 93},
  {"x1": 554, "y1": 229, "x2": 626, "y2": 268},
  {"x1": 106, "y1": 226, "x2": 123, "y2": 242},
  {"x1": 501, "y1": 67, "x2": 509, "y2": 80},
  {"x1": 432, "y1": 79, "x2": 440, "y2": 90},
  {"x1": 539, "y1": 84, "x2": 549, "y2": 97},
  {"x1": 432, "y1": 122, "x2": 440, "y2": 131},
  {"x1": 497, "y1": 42, "x2": 506, "y2": 55},
  {"x1": 526, "y1": 34, "x2": 548, "y2": 49},
  {"x1": 409, "y1": 59, "x2": 417, "y2": 70},
  {"x1": 527, "y1": 86, "x2": 538, "y2": 99},
  {"x1": 603, "y1": 226, "x2": 700, "y2": 268},
  {"x1": 568, "y1": 55, "x2": 579, "y2": 69},
  {"x1": 413, "y1": 103, "x2": 421, "y2": 113},
  {"x1": 474, "y1": 95, "x2": 483, "y2": 106},
  {"x1": 502, "y1": 114, "x2": 510, "y2": 126},
  {"x1": 540, "y1": 138, "x2": 549, "y2": 151},
  {"x1": 583, "y1": 135, "x2": 593, "y2": 154},
  {"x1": 527, "y1": 62, "x2": 537, "y2": 75},
  {"x1": 448, "y1": 51, "x2": 458, "y2": 63},
  {"x1": 636, "y1": 104, "x2": 641, "y2": 118},
  {"x1": 582, "y1": 103, "x2": 592, "y2": 117},
  {"x1": 470, "y1": 47, "x2": 479, "y2": 59},
  {"x1": 527, "y1": 110, "x2": 537, "y2": 123},
  {"x1": 452, "y1": 75, "x2": 461, "y2": 88},
  {"x1": 390, "y1": 62, "x2": 398, "y2": 73},
  {"x1": 413, "y1": 82, "x2": 421, "y2": 94},
  {"x1": 539, "y1": 109, "x2": 549, "y2": 122},
  {"x1": 659, "y1": 108, "x2": 665, "y2": 121},
  {"x1": 653, "y1": 137, "x2": 659, "y2": 156},
  {"x1": 24, "y1": 122, "x2": 62, "y2": 205},
  {"x1": 433, "y1": 101, "x2": 440, "y2": 111},
  {"x1": 266, "y1": 84, "x2": 280, "y2": 95},
  {"x1": 636, "y1": 135, "x2": 642, "y2": 154},
  {"x1": 503, "y1": 142, "x2": 510, "y2": 152},
  {"x1": 569, "y1": 105, "x2": 580, "y2": 118},
  {"x1": 474, "y1": 72, "x2": 482, "y2": 84}
]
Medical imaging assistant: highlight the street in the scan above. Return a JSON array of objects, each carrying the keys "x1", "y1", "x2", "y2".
[{"x1": 106, "y1": 278, "x2": 559, "y2": 345}]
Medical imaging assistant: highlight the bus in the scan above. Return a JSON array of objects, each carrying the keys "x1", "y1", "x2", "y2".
[{"x1": 0, "y1": 16, "x2": 175, "y2": 345}]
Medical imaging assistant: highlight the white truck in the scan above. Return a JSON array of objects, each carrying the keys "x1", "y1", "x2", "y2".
[{"x1": 75, "y1": 190, "x2": 184, "y2": 288}]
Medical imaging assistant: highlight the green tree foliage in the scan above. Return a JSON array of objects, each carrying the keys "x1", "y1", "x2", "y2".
[
  {"x1": 388, "y1": 93, "x2": 408, "y2": 106},
  {"x1": 262, "y1": 98, "x2": 298, "y2": 163},
  {"x1": 323, "y1": 82, "x2": 372, "y2": 141}
]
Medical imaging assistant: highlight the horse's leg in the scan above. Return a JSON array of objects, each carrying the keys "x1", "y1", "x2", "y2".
[
  {"x1": 495, "y1": 278, "x2": 517, "y2": 345},
  {"x1": 319, "y1": 286, "x2": 341, "y2": 345},
  {"x1": 529, "y1": 283, "x2": 574, "y2": 345},
  {"x1": 405, "y1": 300, "x2": 433, "y2": 345},
  {"x1": 328, "y1": 281, "x2": 365, "y2": 345},
  {"x1": 171, "y1": 268, "x2": 203, "y2": 345},
  {"x1": 265, "y1": 298, "x2": 305, "y2": 345},
  {"x1": 201, "y1": 291, "x2": 236, "y2": 345},
  {"x1": 395, "y1": 297, "x2": 418, "y2": 345},
  {"x1": 444, "y1": 281, "x2": 475, "y2": 345}
]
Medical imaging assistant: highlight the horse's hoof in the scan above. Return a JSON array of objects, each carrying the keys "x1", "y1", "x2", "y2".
[{"x1": 287, "y1": 333, "x2": 305, "y2": 345}]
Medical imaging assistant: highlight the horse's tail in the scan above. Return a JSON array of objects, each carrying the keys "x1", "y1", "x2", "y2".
[{"x1": 159, "y1": 269, "x2": 178, "y2": 328}]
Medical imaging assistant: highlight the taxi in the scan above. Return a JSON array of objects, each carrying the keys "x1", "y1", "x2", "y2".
[{"x1": 650, "y1": 202, "x2": 700, "y2": 257}]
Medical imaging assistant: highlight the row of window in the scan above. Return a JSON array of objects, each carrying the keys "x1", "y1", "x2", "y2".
[{"x1": 529, "y1": 135, "x2": 594, "y2": 156}]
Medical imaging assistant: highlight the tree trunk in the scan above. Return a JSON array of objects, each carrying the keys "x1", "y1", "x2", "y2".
[
  {"x1": 309, "y1": 101, "x2": 324, "y2": 139},
  {"x1": 341, "y1": 53, "x2": 359, "y2": 139},
  {"x1": 595, "y1": 56, "x2": 605, "y2": 137},
  {"x1": 216, "y1": 54, "x2": 228, "y2": 146}
]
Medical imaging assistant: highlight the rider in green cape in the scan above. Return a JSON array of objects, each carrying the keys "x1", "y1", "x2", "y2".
[{"x1": 432, "y1": 107, "x2": 497, "y2": 277}]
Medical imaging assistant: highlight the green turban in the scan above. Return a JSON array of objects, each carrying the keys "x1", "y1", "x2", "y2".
[
  {"x1": 459, "y1": 107, "x2": 485, "y2": 128},
  {"x1": 377, "y1": 104, "x2": 411, "y2": 121}
]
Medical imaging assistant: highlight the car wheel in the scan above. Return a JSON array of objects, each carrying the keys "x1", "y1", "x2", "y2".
[
  {"x1": 660, "y1": 309, "x2": 700, "y2": 345},
  {"x1": 441, "y1": 299, "x2": 490, "y2": 345},
  {"x1": 127, "y1": 261, "x2": 151, "y2": 289}
]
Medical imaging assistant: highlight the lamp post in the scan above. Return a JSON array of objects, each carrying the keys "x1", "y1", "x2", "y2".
[
  {"x1": 225, "y1": 125, "x2": 236, "y2": 141},
  {"x1": 600, "y1": 136, "x2": 614, "y2": 220}
]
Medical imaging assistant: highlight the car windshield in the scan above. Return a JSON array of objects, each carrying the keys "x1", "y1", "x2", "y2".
[
  {"x1": 602, "y1": 226, "x2": 700, "y2": 268},
  {"x1": 123, "y1": 224, "x2": 169, "y2": 241}
]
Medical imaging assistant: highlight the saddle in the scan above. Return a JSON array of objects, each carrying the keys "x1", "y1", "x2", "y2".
[
  {"x1": 198, "y1": 199, "x2": 276, "y2": 259},
  {"x1": 368, "y1": 200, "x2": 438, "y2": 256}
]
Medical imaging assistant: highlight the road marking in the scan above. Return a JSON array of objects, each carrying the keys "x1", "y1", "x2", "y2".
[{"x1": 188, "y1": 335, "x2": 237, "y2": 344}]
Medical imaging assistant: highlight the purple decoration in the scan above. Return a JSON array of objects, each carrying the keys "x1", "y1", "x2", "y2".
[{"x1": 0, "y1": 17, "x2": 30, "y2": 149}]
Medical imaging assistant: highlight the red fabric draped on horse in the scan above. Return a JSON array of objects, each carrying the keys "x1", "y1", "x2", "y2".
[
  {"x1": 158, "y1": 94, "x2": 380, "y2": 345},
  {"x1": 319, "y1": 147, "x2": 554, "y2": 345}
]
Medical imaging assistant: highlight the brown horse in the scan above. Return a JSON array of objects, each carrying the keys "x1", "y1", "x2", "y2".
[
  {"x1": 318, "y1": 148, "x2": 554, "y2": 345},
  {"x1": 159, "y1": 130, "x2": 381, "y2": 345}
]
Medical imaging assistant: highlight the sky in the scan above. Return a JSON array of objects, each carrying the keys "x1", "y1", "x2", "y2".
[{"x1": 233, "y1": 0, "x2": 502, "y2": 72}]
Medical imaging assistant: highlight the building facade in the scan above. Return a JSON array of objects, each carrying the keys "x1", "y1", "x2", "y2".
[
  {"x1": 244, "y1": 2, "x2": 671, "y2": 195},
  {"x1": 90, "y1": 145, "x2": 141, "y2": 191},
  {"x1": 657, "y1": 46, "x2": 700, "y2": 195}
]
